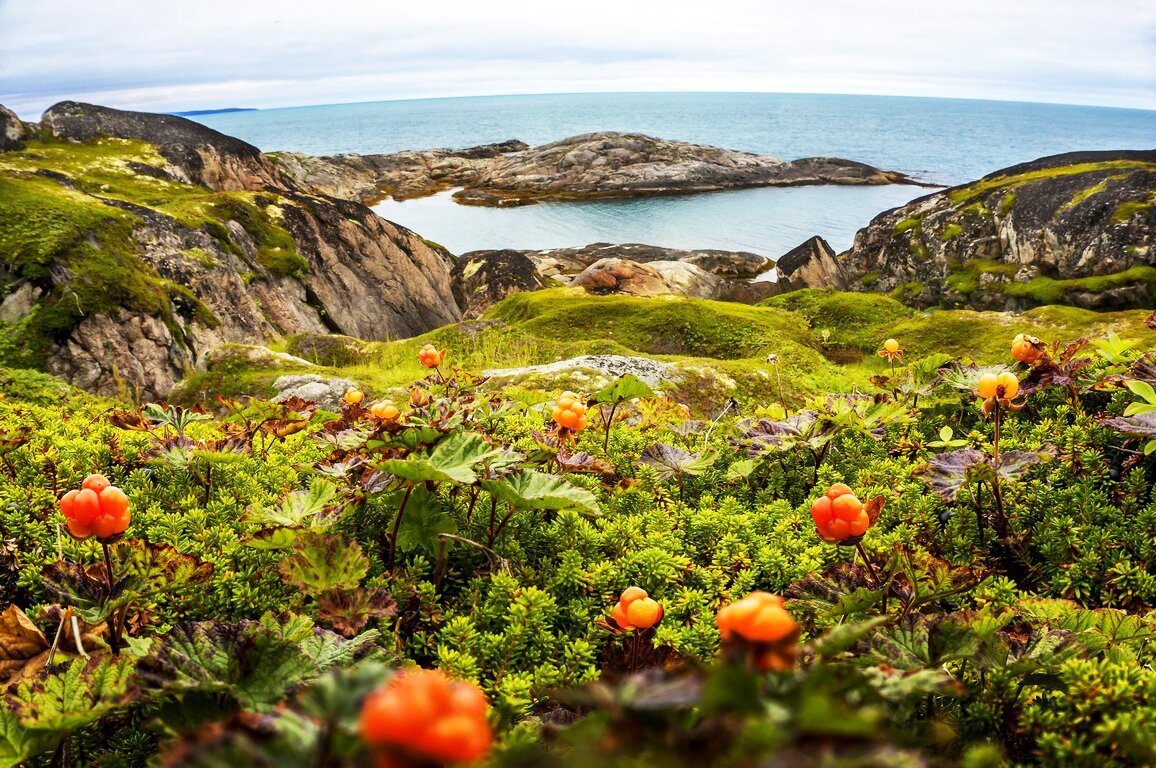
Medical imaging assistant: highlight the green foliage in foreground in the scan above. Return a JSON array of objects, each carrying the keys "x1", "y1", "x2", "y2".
[{"x1": 0, "y1": 310, "x2": 1154, "y2": 766}]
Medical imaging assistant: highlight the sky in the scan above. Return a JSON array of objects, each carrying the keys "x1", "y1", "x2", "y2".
[{"x1": 1, "y1": 0, "x2": 1155, "y2": 118}]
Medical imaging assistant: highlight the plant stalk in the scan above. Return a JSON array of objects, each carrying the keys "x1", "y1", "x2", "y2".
[
  {"x1": 100, "y1": 541, "x2": 122, "y2": 654},
  {"x1": 386, "y1": 485, "x2": 414, "y2": 571}
]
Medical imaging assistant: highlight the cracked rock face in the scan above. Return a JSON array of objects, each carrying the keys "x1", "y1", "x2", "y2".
[
  {"x1": 1, "y1": 101, "x2": 462, "y2": 401},
  {"x1": 840, "y1": 150, "x2": 1155, "y2": 310}
]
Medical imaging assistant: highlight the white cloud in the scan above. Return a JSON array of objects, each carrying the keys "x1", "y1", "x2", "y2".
[{"x1": 1, "y1": 0, "x2": 1153, "y2": 117}]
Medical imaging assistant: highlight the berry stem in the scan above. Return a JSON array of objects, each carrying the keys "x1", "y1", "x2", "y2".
[
  {"x1": 100, "y1": 540, "x2": 122, "y2": 654},
  {"x1": 386, "y1": 485, "x2": 415, "y2": 571},
  {"x1": 855, "y1": 541, "x2": 881, "y2": 588}
]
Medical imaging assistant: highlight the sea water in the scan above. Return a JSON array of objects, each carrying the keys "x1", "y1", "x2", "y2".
[{"x1": 192, "y1": 92, "x2": 1156, "y2": 258}]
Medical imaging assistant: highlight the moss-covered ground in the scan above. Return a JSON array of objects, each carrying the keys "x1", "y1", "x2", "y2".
[{"x1": 170, "y1": 287, "x2": 1154, "y2": 417}]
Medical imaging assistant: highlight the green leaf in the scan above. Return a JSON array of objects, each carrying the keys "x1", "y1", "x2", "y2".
[
  {"x1": 278, "y1": 533, "x2": 369, "y2": 595},
  {"x1": 592, "y1": 374, "x2": 655, "y2": 404},
  {"x1": 377, "y1": 432, "x2": 501, "y2": 485},
  {"x1": 1125, "y1": 379, "x2": 1156, "y2": 404},
  {"x1": 245, "y1": 528, "x2": 300, "y2": 550},
  {"x1": 638, "y1": 444, "x2": 717, "y2": 479},
  {"x1": 0, "y1": 706, "x2": 51, "y2": 767},
  {"x1": 138, "y1": 620, "x2": 319, "y2": 712},
  {"x1": 253, "y1": 480, "x2": 339, "y2": 528},
  {"x1": 298, "y1": 628, "x2": 382, "y2": 671},
  {"x1": 9, "y1": 656, "x2": 138, "y2": 731},
  {"x1": 480, "y1": 471, "x2": 601, "y2": 514},
  {"x1": 810, "y1": 616, "x2": 891, "y2": 658},
  {"x1": 394, "y1": 487, "x2": 456, "y2": 554}
]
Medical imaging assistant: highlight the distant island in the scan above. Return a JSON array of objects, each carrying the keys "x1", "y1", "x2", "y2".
[{"x1": 171, "y1": 107, "x2": 257, "y2": 116}]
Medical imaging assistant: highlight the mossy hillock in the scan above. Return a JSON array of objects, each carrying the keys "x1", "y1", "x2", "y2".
[
  {"x1": 840, "y1": 149, "x2": 1156, "y2": 312},
  {"x1": 168, "y1": 287, "x2": 1154, "y2": 416}
]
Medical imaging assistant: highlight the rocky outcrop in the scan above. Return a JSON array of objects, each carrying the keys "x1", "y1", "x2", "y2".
[
  {"x1": 1, "y1": 102, "x2": 462, "y2": 400},
  {"x1": 271, "y1": 140, "x2": 528, "y2": 203},
  {"x1": 519, "y1": 243, "x2": 773, "y2": 279},
  {"x1": 455, "y1": 133, "x2": 916, "y2": 205},
  {"x1": 483, "y1": 354, "x2": 675, "y2": 390},
  {"x1": 456, "y1": 243, "x2": 777, "y2": 305},
  {"x1": 42, "y1": 101, "x2": 289, "y2": 192},
  {"x1": 271, "y1": 374, "x2": 360, "y2": 409},
  {"x1": 451, "y1": 250, "x2": 545, "y2": 319},
  {"x1": 777, "y1": 237, "x2": 848, "y2": 291},
  {"x1": 0, "y1": 104, "x2": 26, "y2": 151},
  {"x1": 275, "y1": 132, "x2": 917, "y2": 207},
  {"x1": 841, "y1": 150, "x2": 1156, "y2": 310}
]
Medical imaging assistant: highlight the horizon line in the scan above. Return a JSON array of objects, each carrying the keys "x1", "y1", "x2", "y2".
[{"x1": 10, "y1": 88, "x2": 1156, "y2": 121}]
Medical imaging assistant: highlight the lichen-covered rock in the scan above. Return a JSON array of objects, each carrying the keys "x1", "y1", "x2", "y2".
[
  {"x1": 42, "y1": 101, "x2": 288, "y2": 191},
  {"x1": 483, "y1": 354, "x2": 675, "y2": 390},
  {"x1": 271, "y1": 374, "x2": 361, "y2": 409},
  {"x1": 841, "y1": 150, "x2": 1156, "y2": 310},
  {"x1": 0, "y1": 104, "x2": 26, "y2": 151},
  {"x1": 777, "y1": 236, "x2": 848, "y2": 290},
  {"x1": 197, "y1": 344, "x2": 314, "y2": 374},
  {"x1": 451, "y1": 250, "x2": 545, "y2": 319},
  {"x1": 284, "y1": 334, "x2": 373, "y2": 367}
]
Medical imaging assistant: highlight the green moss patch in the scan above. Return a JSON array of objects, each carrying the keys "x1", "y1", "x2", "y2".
[
  {"x1": 948, "y1": 159, "x2": 1156, "y2": 205},
  {"x1": 946, "y1": 258, "x2": 1156, "y2": 305}
]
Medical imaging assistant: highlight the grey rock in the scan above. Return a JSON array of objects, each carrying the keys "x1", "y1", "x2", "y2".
[
  {"x1": 451, "y1": 250, "x2": 545, "y2": 319},
  {"x1": 777, "y1": 236, "x2": 848, "y2": 290},
  {"x1": 484, "y1": 354, "x2": 674, "y2": 389},
  {"x1": 572, "y1": 258, "x2": 720, "y2": 299},
  {"x1": 41, "y1": 101, "x2": 287, "y2": 191},
  {"x1": 0, "y1": 104, "x2": 26, "y2": 151},
  {"x1": 841, "y1": 150, "x2": 1156, "y2": 310},
  {"x1": 272, "y1": 374, "x2": 360, "y2": 409},
  {"x1": 197, "y1": 344, "x2": 315, "y2": 374},
  {"x1": 517, "y1": 243, "x2": 773, "y2": 279}
]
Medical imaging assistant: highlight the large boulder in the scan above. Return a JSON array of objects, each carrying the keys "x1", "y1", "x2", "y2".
[
  {"x1": 451, "y1": 250, "x2": 545, "y2": 319},
  {"x1": 41, "y1": 101, "x2": 288, "y2": 191},
  {"x1": 776, "y1": 236, "x2": 848, "y2": 290},
  {"x1": 0, "y1": 104, "x2": 26, "y2": 151},
  {"x1": 572, "y1": 258, "x2": 720, "y2": 299},
  {"x1": 841, "y1": 150, "x2": 1156, "y2": 310}
]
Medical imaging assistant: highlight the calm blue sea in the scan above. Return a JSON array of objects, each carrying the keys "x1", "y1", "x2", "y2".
[{"x1": 192, "y1": 93, "x2": 1156, "y2": 259}]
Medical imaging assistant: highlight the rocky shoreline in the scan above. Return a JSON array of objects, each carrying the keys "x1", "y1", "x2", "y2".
[{"x1": 273, "y1": 132, "x2": 922, "y2": 207}]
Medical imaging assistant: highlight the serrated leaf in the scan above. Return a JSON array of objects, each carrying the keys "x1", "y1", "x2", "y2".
[
  {"x1": 809, "y1": 616, "x2": 891, "y2": 658},
  {"x1": 0, "y1": 706, "x2": 49, "y2": 768},
  {"x1": 117, "y1": 541, "x2": 215, "y2": 602},
  {"x1": 940, "y1": 364, "x2": 1012, "y2": 393},
  {"x1": 917, "y1": 447, "x2": 1052, "y2": 500},
  {"x1": 254, "y1": 480, "x2": 340, "y2": 528},
  {"x1": 9, "y1": 655, "x2": 138, "y2": 731},
  {"x1": 278, "y1": 533, "x2": 368, "y2": 595},
  {"x1": 376, "y1": 431, "x2": 501, "y2": 485},
  {"x1": 138, "y1": 621, "x2": 319, "y2": 712},
  {"x1": 638, "y1": 443, "x2": 717, "y2": 480},
  {"x1": 592, "y1": 374, "x2": 656, "y2": 404},
  {"x1": 316, "y1": 589, "x2": 396, "y2": 637},
  {"x1": 480, "y1": 471, "x2": 601, "y2": 514},
  {"x1": 297, "y1": 628, "x2": 382, "y2": 671},
  {"x1": 394, "y1": 487, "x2": 456, "y2": 554},
  {"x1": 40, "y1": 562, "x2": 136, "y2": 624},
  {"x1": 245, "y1": 528, "x2": 300, "y2": 550}
]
